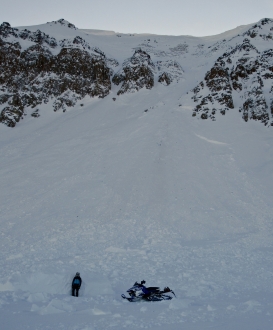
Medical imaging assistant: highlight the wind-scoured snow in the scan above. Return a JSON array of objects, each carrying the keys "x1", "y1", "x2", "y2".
[{"x1": 0, "y1": 19, "x2": 273, "y2": 330}]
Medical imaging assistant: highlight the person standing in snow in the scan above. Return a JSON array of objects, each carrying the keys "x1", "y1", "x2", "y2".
[{"x1": 71, "y1": 272, "x2": 82, "y2": 297}]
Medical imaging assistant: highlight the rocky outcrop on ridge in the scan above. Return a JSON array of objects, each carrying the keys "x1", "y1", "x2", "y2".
[
  {"x1": 112, "y1": 49, "x2": 155, "y2": 95},
  {"x1": 242, "y1": 18, "x2": 273, "y2": 41},
  {"x1": 0, "y1": 22, "x2": 58, "y2": 47},
  {"x1": 47, "y1": 19, "x2": 77, "y2": 30},
  {"x1": 192, "y1": 37, "x2": 273, "y2": 126},
  {"x1": 112, "y1": 50, "x2": 183, "y2": 93},
  {"x1": 0, "y1": 21, "x2": 111, "y2": 127},
  {"x1": 157, "y1": 60, "x2": 184, "y2": 85}
]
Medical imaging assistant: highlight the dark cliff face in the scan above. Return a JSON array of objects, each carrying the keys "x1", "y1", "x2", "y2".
[
  {"x1": 112, "y1": 49, "x2": 155, "y2": 95},
  {"x1": 0, "y1": 22, "x2": 111, "y2": 127},
  {"x1": 192, "y1": 38, "x2": 273, "y2": 126}
]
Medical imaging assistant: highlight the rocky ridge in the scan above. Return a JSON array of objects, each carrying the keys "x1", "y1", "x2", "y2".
[
  {"x1": 0, "y1": 18, "x2": 273, "y2": 128},
  {"x1": 0, "y1": 20, "x2": 183, "y2": 127},
  {"x1": 191, "y1": 19, "x2": 273, "y2": 126},
  {"x1": 0, "y1": 21, "x2": 112, "y2": 127}
]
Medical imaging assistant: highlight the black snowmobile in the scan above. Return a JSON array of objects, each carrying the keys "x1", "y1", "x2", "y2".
[{"x1": 121, "y1": 280, "x2": 176, "y2": 302}]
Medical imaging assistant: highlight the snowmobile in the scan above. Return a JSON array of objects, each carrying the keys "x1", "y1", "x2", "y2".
[{"x1": 121, "y1": 280, "x2": 176, "y2": 302}]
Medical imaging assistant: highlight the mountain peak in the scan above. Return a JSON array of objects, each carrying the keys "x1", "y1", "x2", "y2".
[{"x1": 47, "y1": 18, "x2": 77, "y2": 30}]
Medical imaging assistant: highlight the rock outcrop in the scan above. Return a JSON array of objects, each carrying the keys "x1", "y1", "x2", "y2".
[
  {"x1": 0, "y1": 21, "x2": 111, "y2": 127},
  {"x1": 192, "y1": 37, "x2": 273, "y2": 126},
  {"x1": 112, "y1": 49, "x2": 155, "y2": 95},
  {"x1": 47, "y1": 19, "x2": 77, "y2": 30},
  {"x1": 157, "y1": 60, "x2": 183, "y2": 85},
  {"x1": 242, "y1": 18, "x2": 273, "y2": 41}
]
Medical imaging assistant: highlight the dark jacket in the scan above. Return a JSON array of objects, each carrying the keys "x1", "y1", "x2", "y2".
[{"x1": 72, "y1": 275, "x2": 82, "y2": 287}]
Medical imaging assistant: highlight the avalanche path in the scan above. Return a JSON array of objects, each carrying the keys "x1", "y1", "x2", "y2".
[{"x1": 1, "y1": 86, "x2": 273, "y2": 329}]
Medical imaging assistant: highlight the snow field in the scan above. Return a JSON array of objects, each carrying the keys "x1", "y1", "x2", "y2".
[
  {"x1": 1, "y1": 87, "x2": 273, "y2": 329},
  {"x1": 1, "y1": 19, "x2": 273, "y2": 329}
]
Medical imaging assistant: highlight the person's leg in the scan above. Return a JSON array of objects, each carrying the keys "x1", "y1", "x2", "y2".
[
  {"x1": 76, "y1": 286, "x2": 79, "y2": 297},
  {"x1": 72, "y1": 285, "x2": 75, "y2": 296}
]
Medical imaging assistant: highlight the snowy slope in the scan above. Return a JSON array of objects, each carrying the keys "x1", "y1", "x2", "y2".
[{"x1": 1, "y1": 19, "x2": 273, "y2": 330}]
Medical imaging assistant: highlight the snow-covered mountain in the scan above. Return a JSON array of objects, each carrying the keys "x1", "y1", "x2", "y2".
[
  {"x1": 1, "y1": 18, "x2": 273, "y2": 127},
  {"x1": 1, "y1": 19, "x2": 273, "y2": 330}
]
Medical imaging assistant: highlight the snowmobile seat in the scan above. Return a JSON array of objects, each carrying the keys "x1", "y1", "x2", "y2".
[
  {"x1": 146, "y1": 287, "x2": 160, "y2": 292},
  {"x1": 142, "y1": 286, "x2": 160, "y2": 295}
]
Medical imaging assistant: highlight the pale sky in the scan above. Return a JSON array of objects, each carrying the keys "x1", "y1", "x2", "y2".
[{"x1": 1, "y1": 0, "x2": 273, "y2": 36}]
